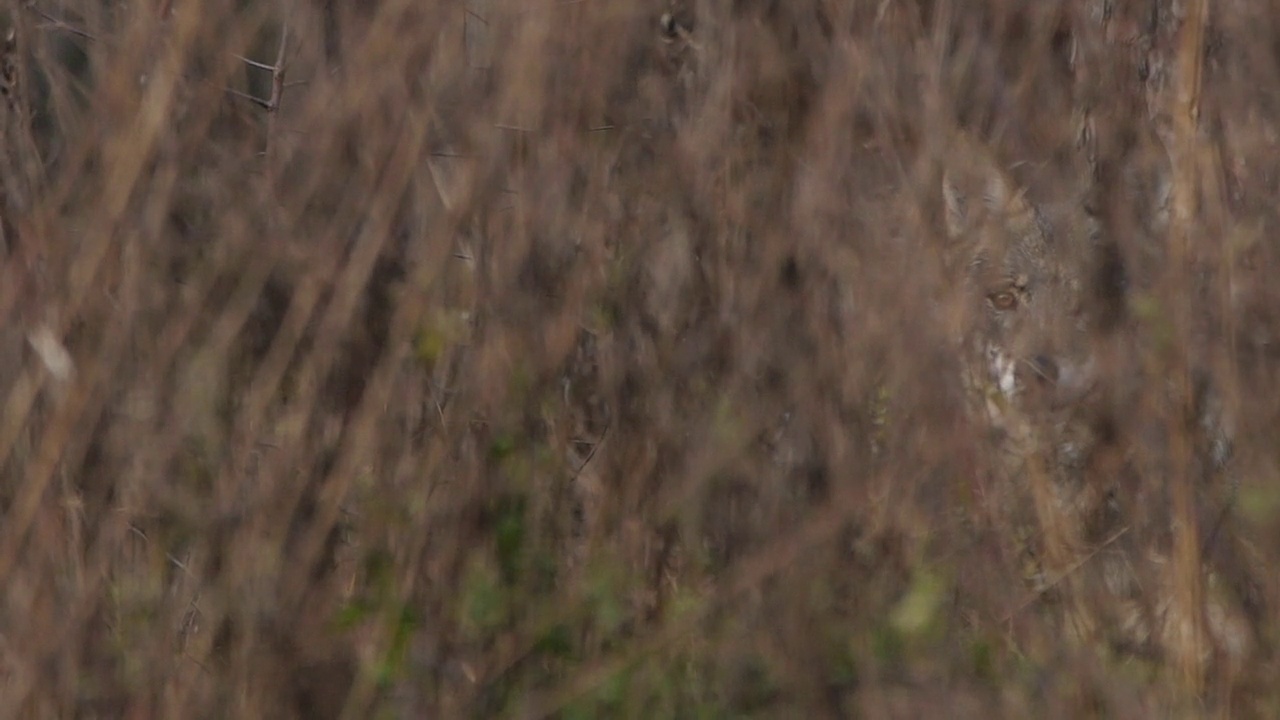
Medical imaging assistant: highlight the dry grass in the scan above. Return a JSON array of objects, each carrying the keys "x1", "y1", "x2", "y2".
[{"x1": 0, "y1": 0, "x2": 1278, "y2": 717}]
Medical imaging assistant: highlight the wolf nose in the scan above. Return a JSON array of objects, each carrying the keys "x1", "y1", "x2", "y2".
[
  {"x1": 1026, "y1": 355, "x2": 1060, "y2": 385},
  {"x1": 1024, "y1": 354, "x2": 1097, "y2": 408}
]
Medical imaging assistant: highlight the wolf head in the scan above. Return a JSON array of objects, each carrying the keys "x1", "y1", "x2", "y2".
[{"x1": 942, "y1": 140, "x2": 1098, "y2": 420}]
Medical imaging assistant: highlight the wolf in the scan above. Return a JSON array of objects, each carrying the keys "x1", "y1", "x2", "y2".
[
  {"x1": 939, "y1": 134, "x2": 1254, "y2": 666},
  {"x1": 941, "y1": 136, "x2": 1100, "y2": 481}
]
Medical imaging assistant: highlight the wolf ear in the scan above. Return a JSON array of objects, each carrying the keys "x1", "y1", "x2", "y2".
[
  {"x1": 943, "y1": 169, "x2": 1015, "y2": 239},
  {"x1": 982, "y1": 170, "x2": 1020, "y2": 213},
  {"x1": 942, "y1": 159, "x2": 1031, "y2": 241},
  {"x1": 942, "y1": 170, "x2": 965, "y2": 241}
]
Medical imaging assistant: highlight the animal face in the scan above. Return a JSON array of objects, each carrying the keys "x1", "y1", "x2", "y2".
[{"x1": 942, "y1": 141, "x2": 1096, "y2": 417}]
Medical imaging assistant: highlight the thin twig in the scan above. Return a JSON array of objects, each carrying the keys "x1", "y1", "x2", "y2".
[
  {"x1": 263, "y1": 23, "x2": 289, "y2": 164},
  {"x1": 29, "y1": 5, "x2": 300, "y2": 124},
  {"x1": 223, "y1": 86, "x2": 272, "y2": 110},
  {"x1": 1000, "y1": 525, "x2": 1132, "y2": 624},
  {"x1": 270, "y1": 24, "x2": 290, "y2": 111},
  {"x1": 234, "y1": 54, "x2": 277, "y2": 73},
  {"x1": 569, "y1": 419, "x2": 609, "y2": 484},
  {"x1": 27, "y1": 7, "x2": 97, "y2": 41}
]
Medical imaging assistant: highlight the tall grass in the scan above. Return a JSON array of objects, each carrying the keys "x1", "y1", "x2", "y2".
[{"x1": 0, "y1": 1, "x2": 1276, "y2": 717}]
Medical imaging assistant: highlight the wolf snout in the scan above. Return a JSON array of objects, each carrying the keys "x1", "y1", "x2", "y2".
[
  {"x1": 1022, "y1": 353, "x2": 1096, "y2": 408},
  {"x1": 1027, "y1": 355, "x2": 1059, "y2": 385}
]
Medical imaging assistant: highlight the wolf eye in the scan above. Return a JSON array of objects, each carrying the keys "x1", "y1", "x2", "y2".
[{"x1": 989, "y1": 291, "x2": 1018, "y2": 310}]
